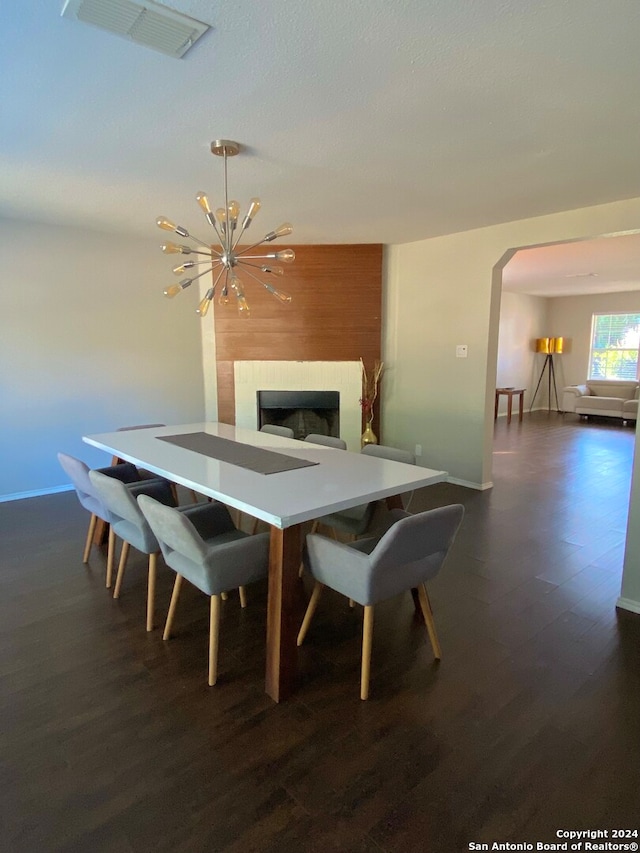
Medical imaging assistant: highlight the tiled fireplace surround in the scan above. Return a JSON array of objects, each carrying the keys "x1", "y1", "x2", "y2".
[{"x1": 234, "y1": 361, "x2": 362, "y2": 451}]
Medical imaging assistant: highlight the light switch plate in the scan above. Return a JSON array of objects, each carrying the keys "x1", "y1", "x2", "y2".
[{"x1": 456, "y1": 344, "x2": 468, "y2": 358}]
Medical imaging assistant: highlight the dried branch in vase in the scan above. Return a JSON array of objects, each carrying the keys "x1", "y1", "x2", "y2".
[{"x1": 360, "y1": 358, "x2": 384, "y2": 421}]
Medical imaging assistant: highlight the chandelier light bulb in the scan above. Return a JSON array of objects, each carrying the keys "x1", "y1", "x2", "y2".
[
  {"x1": 261, "y1": 265, "x2": 284, "y2": 276},
  {"x1": 215, "y1": 208, "x2": 227, "y2": 233},
  {"x1": 161, "y1": 241, "x2": 191, "y2": 255},
  {"x1": 242, "y1": 198, "x2": 261, "y2": 228},
  {"x1": 173, "y1": 262, "x2": 195, "y2": 275},
  {"x1": 197, "y1": 287, "x2": 214, "y2": 317},
  {"x1": 227, "y1": 200, "x2": 240, "y2": 229},
  {"x1": 195, "y1": 192, "x2": 211, "y2": 214},
  {"x1": 156, "y1": 216, "x2": 188, "y2": 238},
  {"x1": 218, "y1": 285, "x2": 230, "y2": 305},
  {"x1": 273, "y1": 249, "x2": 295, "y2": 263},
  {"x1": 265, "y1": 222, "x2": 293, "y2": 241},
  {"x1": 164, "y1": 283, "x2": 183, "y2": 298},
  {"x1": 229, "y1": 275, "x2": 250, "y2": 316},
  {"x1": 264, "y1": 284, "x2": 292, "y2": 304}
]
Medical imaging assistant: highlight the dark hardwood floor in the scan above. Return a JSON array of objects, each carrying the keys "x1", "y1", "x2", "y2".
[{"x1": 1, "y1": 412, "x2": 639, "y2": 852}]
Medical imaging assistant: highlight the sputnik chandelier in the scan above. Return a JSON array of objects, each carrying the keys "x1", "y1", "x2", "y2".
[{"x1": 157, "y1": 139, "x2": 294, "y2": 318}]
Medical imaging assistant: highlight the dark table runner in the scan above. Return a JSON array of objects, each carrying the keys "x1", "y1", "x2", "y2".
[{"x1": 157, "y1": 432, "x2": 319, "y2": 475}]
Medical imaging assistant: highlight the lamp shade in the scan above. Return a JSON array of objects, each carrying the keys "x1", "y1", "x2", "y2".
[
  {"x1": 535, "y1": 337, "x2": 551, "y2": 354},
  {"x1": 551, "y1": 337, "x2": 564, "y2": 354}
]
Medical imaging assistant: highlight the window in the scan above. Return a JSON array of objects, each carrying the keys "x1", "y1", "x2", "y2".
[{"x1": 588, "y1": 313, "x2": 640, "y2": 380}]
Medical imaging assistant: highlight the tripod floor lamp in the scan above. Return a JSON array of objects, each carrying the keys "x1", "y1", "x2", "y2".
[{"x1": 530, "y1": 337, "x2": 564, "y2": 412}]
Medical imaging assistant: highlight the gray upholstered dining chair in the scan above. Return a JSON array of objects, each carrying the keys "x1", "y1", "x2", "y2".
[
  {"x1": 260, "y1": 424, "x2": 295, "y2": 438},
  {"x1": 311, "y1": 443, "x2": 416, "y2": 540},
  {"x1": 57, "y1": 451, "x2": 149, "y2": 566},
  {"x1": 303, "y1": 434, "x2": 347, "y2": 450},
  {"x1": 298, "y1": 504, "x2": 464, "y2": 699},
  {"x1": 137, "y1": 495, "x2": 270, "y2": 686},
  {"x1": 88, "y1": 469, "x2": 178, "y2": 631}
]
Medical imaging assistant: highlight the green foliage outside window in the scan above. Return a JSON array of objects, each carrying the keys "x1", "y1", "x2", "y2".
[{"x1": 589, "y1": 313, "x2": 640, "y2": 380}]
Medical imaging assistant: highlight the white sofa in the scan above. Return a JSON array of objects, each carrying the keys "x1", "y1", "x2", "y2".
[{"x1": 562, "y1": 379, "x2": 639, "y2": 423}]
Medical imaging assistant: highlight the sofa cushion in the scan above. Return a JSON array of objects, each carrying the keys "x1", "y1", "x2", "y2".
[
  {"x1": 587, "y1": 380, "x2": 638, "y2": 400},
  {"x1": 623, "y1": 399, "x2": 638, "y2": 418},
  {"x1": 576, "y1": 396, "x2": 625, "y2": 414}
]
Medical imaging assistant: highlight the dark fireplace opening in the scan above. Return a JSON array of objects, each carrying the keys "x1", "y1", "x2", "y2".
[{"x1": 258, "y1": 391, "x2": 340, "y2": 441}]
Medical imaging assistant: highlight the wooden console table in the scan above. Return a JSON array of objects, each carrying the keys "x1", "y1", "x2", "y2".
[{"x1": 495, "y1": 388, "x2": 525, "y2": 424}]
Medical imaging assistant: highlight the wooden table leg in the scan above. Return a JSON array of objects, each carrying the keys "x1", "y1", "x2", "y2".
[
  {"x1": 494, "y1": 391, "x2": 499, "y2": 420},
  {"x1": 265, "y1": 524, "x2": 303, "y2": 702},
  {"x1": 507, "y1": 394, "x2": 513, "y2": 424},
  {"x1": 518, "y1": 390, "x2": 524, "y2": 422}
]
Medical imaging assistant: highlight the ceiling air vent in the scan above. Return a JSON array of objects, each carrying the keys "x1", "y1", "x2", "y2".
[{"x1": 60, "y1": 0, "x2": 210, "y2": 59}]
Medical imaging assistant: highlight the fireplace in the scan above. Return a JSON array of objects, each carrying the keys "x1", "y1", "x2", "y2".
[
  {"x1": 234, "y1": 361, "x2": 360, "y2": 450},
  {"x1": 258, "y1": 390, "x2": 340, "y2": 440}
]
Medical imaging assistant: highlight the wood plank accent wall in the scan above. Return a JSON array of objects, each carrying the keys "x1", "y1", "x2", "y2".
[{"x1": 214, "y1": 244, "x2": 383, "y2": 426}]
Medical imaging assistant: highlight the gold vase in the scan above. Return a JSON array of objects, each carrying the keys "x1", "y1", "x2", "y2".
[{"x1": 361, "y1": 419, "x2": 377, "y2": 448}]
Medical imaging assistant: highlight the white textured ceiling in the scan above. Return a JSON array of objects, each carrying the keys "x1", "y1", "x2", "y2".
[
  {"x1": 1, "y1": 0, "x2": 640, "y2": 249},
  {"x1": 503, "y1": 233, "x2": 640, "y2": 297}
]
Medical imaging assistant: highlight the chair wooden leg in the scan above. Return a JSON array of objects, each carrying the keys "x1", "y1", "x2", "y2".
[
  {"x1": 146, "y1": 552, "x2": 157, "y2": 632},
  {"x1": 297, "y1": 582, "x2": 324, "y2": 646},
  {"x1": 251, "y1": 517, "x2": 259, "y2": 535},
  {"x1": 221, "y1": 591, "x2": 228, "y2": 601},
  {"x1": 418, "y1": 583, "x2": 442, "y2": 659},
  {"x1": 209, "y1": 595, "x2": 221, "y2": 686},
  {"x1": 106, "y1": 526, "x2": 116, "y2": 588},
  {"x1": 113, "y1": 541, "x2": 130, "y2": 599},
  {"x1": 83, "y1": 514, "x2": 97, "y2": 563},
  {"x1": 239, "y1": 586, "x2": 247, "y2": 608},
  {"x1": 163, "y1": 574, "x2": 183, "y2": 640},
  {"x1": 361, "y1": 605, "x2": 374, "y2": 700},
  {"x1": 169, "y1": 483, "x2": 179, "y2": 504}
]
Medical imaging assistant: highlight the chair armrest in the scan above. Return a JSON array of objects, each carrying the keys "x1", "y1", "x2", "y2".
[
  {"x1": 97, "y1": 462, "x2": 141, "y2": 483},
  {"x1": 127, "y1": 478, "x2": 175, "y2": 506},
  {"x1": 305, "y1": 533, "x2": 371, "y2": 603},
  {"x1": 179, "y1": 502, "x2": 236, "y2": 539}
]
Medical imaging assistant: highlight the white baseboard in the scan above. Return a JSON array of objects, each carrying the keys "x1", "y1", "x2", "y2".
[
  {"x1": 616, "y1": 596, "x2": 640, "y2": 615},
  {"x1": 0, "y1": 484, "x2": 74, "y2": 503},
  {"x1": 447, "y1": 477, "x2": 493, "y2": 491}
]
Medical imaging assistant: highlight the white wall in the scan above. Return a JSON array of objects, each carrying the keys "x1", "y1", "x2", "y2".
[
  {"x1": 0, "y1": 217, "x2": 206, "y2": 500},
  {"x1": 384, "y1": 197, "x2": 640, "y2": 487},
  {"x1": 548, "y1": 290, "x2": 640, "y2": 386},
  {"x1": 496, "y1": 292, "x2": 549, "y2": 414},
  {"x1": 621, "y1": 443, "x2": 640, "y2": 611},
  {"x1": 382, "y1": 196, "x2": 640, "y2": 609}
]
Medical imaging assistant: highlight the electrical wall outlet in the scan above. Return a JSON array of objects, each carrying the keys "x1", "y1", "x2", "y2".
[
  {"x1": 414, "y1": 444, "x2": 422, "y2": 457},
  {"x1": 456, "y1": 344, "x2": 468, "y2": 358}
]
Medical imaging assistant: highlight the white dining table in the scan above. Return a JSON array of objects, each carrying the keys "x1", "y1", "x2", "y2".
[{"x1": 84, "y1": 422, "x2": 447, "y2": 701}]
